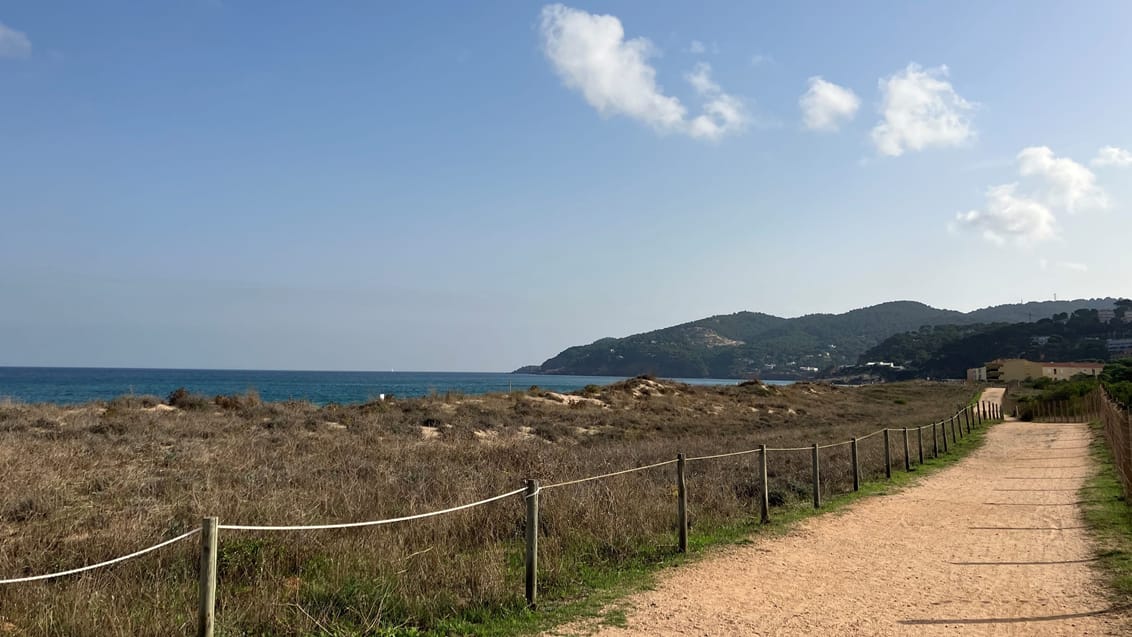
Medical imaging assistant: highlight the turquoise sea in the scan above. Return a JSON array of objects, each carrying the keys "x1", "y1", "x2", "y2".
[{"x1": 0, "y1": 367, "x2": 787, "y2": 406}]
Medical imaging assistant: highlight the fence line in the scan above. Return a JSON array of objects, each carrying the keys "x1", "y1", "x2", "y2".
[
  {"x1": 218, "y1": 487, "x2": 527, "y2": 532},
  {"x1": 542, "y1": 458, "x2": 679, "y2": 488},
  {"x1": 0, "y1": 396, "x2": 1001, "y2": 637},
  {"x1": 0, "y1": 529, "x2": 200, "y2": 585}
]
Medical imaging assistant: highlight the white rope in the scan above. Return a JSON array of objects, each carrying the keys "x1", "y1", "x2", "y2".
[
  {"x1": 686, "y1": 448, "x2": 762, "y2": 462},
  {"x1": 542, "y1": 459, "x2": 678, "y2": 490},
  {"x1": 765, "y1": 445, "x2": 813, "y2": 452},
  {"x1": 0, "y1": 529, "x2": 200, "y2": 585},
  {"x1": 856, "y1": 428, "x2": 885, "y2": 441},
  {"x1": 220, "y1": 487, "x2": 526, "y2": 531},
  {"x1": 818, "y1": 439, "x2": 851, "y2": 450}
]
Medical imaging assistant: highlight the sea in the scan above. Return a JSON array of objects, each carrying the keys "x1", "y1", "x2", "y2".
[{"x1": 0, "y1": 367, "x2": 790, "y2": 406}]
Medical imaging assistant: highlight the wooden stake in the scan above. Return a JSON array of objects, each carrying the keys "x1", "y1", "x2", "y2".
[
  {"x1": 525, "y1": 479, "x2": 539, "y2": 608},
  {"x1": 850, "y1": 438, "x2": 860, "y2": 492},
  {"x1": 676, "y1": 453, "x2": 688, "y2": 553},
  {"x1": 197, "y1": 517, "x2": 218, "y2": 637},
  {"x1": 884, "y1": 429, "x2": 892, "y2": 479},
  {"x1": 811, "y1": 443, "x2": 821, "y2": 509},
  {"x1": 759, "y1": 445, "x2": 770, "y2": 523}
]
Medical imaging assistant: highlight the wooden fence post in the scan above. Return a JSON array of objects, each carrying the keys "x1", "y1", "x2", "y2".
[
  {"x1": 903, "y1": 428, "x2": 911, "y2": 471},
  {"x1": 676, "y1": 453, "x2": 688, "y2": 553},
  {"x1": 198, "y1": 517, "x2": 218, "y2": 637},
  {"x1": 917, "y1": 426, "x2": 924, "y2": 464},
  {"x1": 883, "y1": 429, "x2": 892, "y2": 479},
  {"x1": 850, "y1": 438, "x2": 860, "y2": 492},
  {"x1": 942, "y1": 420, "x2": 949, "y2": 453},
  {"x1": 964, "y1": 407, "x2": 971, "y2": 434},
  {"x1": 976, "y1": 404, "x2": 982, "y2": 426},
  {"x1": 811, "y1": 443, "x2": 821, "y2": 509},
  {"x1": 932, "y1": 422, "x2": 939, "y2": 458},
  {"x1": 759, "y1": 445, "x2": 770, "y2": 523},
  {"x1": 951, "y1": 416, "x2": 958, "y2": 444},
  {"x1": 525, "y1": 479, "x2": 539, "y2": 608}
]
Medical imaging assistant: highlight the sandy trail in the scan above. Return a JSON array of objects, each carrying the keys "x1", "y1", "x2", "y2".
[{"x1": 553, "y1": 388, "x2": 1128, "y2": 636}]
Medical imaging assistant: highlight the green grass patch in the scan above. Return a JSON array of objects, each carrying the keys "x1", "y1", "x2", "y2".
[{"x1": 1081, "y1": 423, "x2": 1132, "y2": 598}]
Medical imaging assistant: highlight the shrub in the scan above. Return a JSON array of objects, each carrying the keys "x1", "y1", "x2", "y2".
[{"x1": 166, "y1": 387, "x2": 210, "y2": 410}]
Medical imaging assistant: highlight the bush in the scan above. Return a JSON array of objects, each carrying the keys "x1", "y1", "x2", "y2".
[{"x1": 166, "y1": 387, "x2": 210, "y2": 410}]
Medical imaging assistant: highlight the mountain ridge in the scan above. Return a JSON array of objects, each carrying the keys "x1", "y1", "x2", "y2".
[{"x1": 518, "y1": 298, "x2": 1120, "y2": 379}]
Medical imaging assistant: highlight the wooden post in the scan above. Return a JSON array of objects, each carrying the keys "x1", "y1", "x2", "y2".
[
  {"x1": 976, "y1": 404, "x2": 982, "y2": 426},
  {"x1": 883, "y1": 429, "x2": 892, "y2": 479},
  {"x1": 676, "y1": 453, "x2": 688, "y2": 553},
  {"x1": 525, "y1": 479, "x2": 539, "y2": 608},
  {"x1": 197, "y1": 517, "x2": 218, "y2": 637},
  {"x1": 903, "y1": 428, "x2": 911, "y2": 471},
  {"x1": 942, "y1": 420, "x2": 949, "y2": 453},
  {"x1": 950, "y1": 416, "x2": 958, "y2": 444},
  {"x1": 964, "y1": 407, "x2": 971, "y2": 434},
  {"x1": 811, "y1": 443, "x2": 821, "y2": 509},
  {"x1": 850, "y1": 438, "x2": 860, "y2": 492},
  {"x1": 758, "y1": 445, "x2": 770, "y2": 523},
  {"x1": 932, "y1": 422, "x2": 939, "y2": 458},
  {"x1": 917, "y1": 426, "x2": 924, "y2": 464}
]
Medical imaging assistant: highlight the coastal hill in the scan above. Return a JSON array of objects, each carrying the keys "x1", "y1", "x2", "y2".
[{"x1": 516, "y1": 298, "x2": 1119, "y2": 379}]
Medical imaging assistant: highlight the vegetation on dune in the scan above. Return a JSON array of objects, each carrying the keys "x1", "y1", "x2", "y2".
[{"x1": 0, "y1": 380, "x2": 974, "y2": 635}]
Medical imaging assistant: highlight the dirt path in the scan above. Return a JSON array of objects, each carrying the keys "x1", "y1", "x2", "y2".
[{"x1": 552, "y1": 388, "x2": 1128, "y2": 636}]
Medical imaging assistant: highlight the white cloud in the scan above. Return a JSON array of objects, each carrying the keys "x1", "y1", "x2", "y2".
[
  {"x1": 955, "y1": 183, "x2": 1057, "y2": 245},
  {"x1": 1017, "y1": 146, "x2": 1107, "y2": 213},
  {"x1": 870, "y1": 64, "x2": 975, "y2": 156},
  {"x1": 750, "y1": 53, "x2": 771, "y2": 66},
  {"x1": 539, "y1": 5, "x2": 746, "y2": 141},
  {"x1": 688, "y1": 40, "x2": 706, "y2": 54},
  {"x1": 0, "y1": 20, "x2": 31, "y2": 59},
  {"x1": 1057, "y1": 261, "x2": 1088, "y2": 272},
  {"x1": 955, "y1": 146, "x2": 1108, "y2": 244},
  {"x1": 1092, "y1": 145, "x2": 1132, "y2": 167},
  {"x1": 799, "y1": 76, "x2": 859, "y2": 132}
]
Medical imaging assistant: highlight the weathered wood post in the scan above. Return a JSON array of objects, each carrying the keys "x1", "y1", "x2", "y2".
[
  {"x1": 883, "y1": 429, "x2": 892, "y2": 479},
  {"x1": 811, "y1": 443, "x2": 821, "y2": 509},
  {"x1": 964, "y1": 407, "x2": 971, "y2": 434},
  {"x1": 932, "y1": 422, "x2": 939, "y2": 458},
  {"x1": 198, "y1": 517, "x2": 219, "y2": 637},
  {"x1": 758, "y1": 445, "x2": 770, "y2": 523},
  {"x1": 917, "y1": 426, "x2": 924, "y2": 464},
  {"x1": 903, "y1": 428, "x2": 911, "y2": 471},
  {"x1": 976, "y1": 404, "x2": 982, "y2": 426},
  {"x1": 525, "y1": 479, "x2": 539, "y2": 608},
  {"x1": 950, "y1": 416, "x2": 958, "y2": 444},
  {"x1": 676, "y1": 453, "x2": 688, "y2": 553},
  {"x1": 850, "y1": 437, "x2": 860, "y2": 492},
  {"x1": 942, "y1": 420, "x2": 950, "y2": 453}
]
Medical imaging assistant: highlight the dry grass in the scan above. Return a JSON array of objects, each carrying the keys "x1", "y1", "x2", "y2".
[{"x1": 0, "y1": 379, "x2": 974, "y2": 636}]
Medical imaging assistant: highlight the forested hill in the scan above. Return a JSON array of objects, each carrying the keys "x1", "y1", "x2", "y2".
[
  {"x1": 518, "y1": 298, "x2": 1119, "y2": 379},
  {"x1": 858, "y1": 301, "x2": 1132, "y2": 379}
]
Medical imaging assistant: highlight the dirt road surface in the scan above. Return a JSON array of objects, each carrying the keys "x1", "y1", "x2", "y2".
[{"x1": 552, "y1": 388, "x2": 1128, "y2": 636}]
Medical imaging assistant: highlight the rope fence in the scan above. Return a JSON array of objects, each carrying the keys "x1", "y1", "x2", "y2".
[{"x1": 1, "y1": 396, "x2": 1004, "y2": 637}]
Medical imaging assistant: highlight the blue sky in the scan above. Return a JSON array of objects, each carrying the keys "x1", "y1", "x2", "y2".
[{"x1": 2, "y1": 1, "x2": 1131, "y2": 371}]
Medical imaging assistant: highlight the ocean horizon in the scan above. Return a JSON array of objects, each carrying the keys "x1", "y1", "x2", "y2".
[{"x1": 0, "y1": 366, "x2": 791, "y2": 406}]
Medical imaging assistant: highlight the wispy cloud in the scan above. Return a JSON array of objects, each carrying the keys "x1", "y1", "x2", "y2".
[
  {"x1": 955, "y1": 147, "x2": 1107, "y2": 244},
  {"x1": 799, "y1": 76, "x2": 859, "y2": 132},
  {"x1": 0, "y1": 20, "x2": 31, "y2": 59},
  {"x1": 1091, "y1": 145, "x2": 1132, "y2": 168},
  {"x1": 871, "y1": 64, "x2": 975, "y2": 156},
  {"x1": 688, "y1": 40, "x2": 706, "y2": 54},
  {"x1": 750, "y1": 53, "x2": 772, "y2": 67},
  {"x1": 539, "y1": 5, "x2": 746, "y2": 141}
]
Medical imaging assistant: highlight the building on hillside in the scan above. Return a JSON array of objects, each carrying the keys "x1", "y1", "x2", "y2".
[
  {"x1": 1108, "y1": 338, "x2": 1132, "y2": 359},
  {"x1": 983, "y1": 358, "x2": 1105, "y2": 382},
  {"x1": 967, "y1": 366, "x2": 987, "y2": 381},
  {"x1": 984, "y1": 359, "x2": 1043, "y2": 382},
  {"x1": 1040, "y1": 362, "x2": 1105, "y2": 381}
]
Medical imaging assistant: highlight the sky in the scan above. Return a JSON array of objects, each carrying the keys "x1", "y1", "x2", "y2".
[{"x1": 2, "y1": 1, "x2": 1131, "y2": 372}]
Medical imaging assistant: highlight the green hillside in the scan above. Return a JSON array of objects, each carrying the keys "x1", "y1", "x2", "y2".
[{"x1": 521, "y1": 298, "x2": 1120, "y2": 379}]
